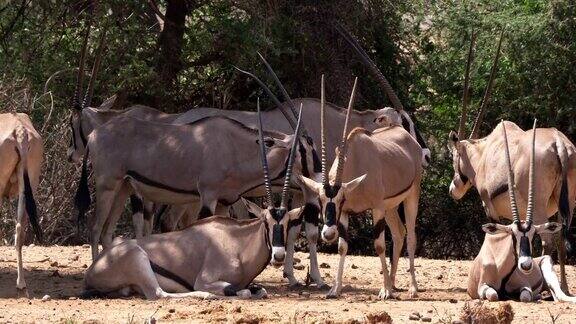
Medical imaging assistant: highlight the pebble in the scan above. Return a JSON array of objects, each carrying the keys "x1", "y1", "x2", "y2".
[
  {"x1": 408, "y1": 314, "x2": 420, "y2": 321},
  {"x1": 70, "y1": 255, "x2": 79, "y2": 261},
  {"x1": 294, "y1": 264, "x2": 305, "y2": 270},
  {"x1": 41, "y1": 295, "x2": 51, "y2": 302},
  {"x1": 449, "y1": 299, "x2": 458, "y2": 303},
  {"x1": 351, "y1": 276, "x2": 358, "y2": 280},
  {"x1": 299, "y1": 291, "x2": 310, "y2": 298},
  {"x1": 50, "y1": 261, "x2": 58, "y2": 267},
  {"x1": 411, "y1": 312, "x2": 421, "y2": 318},
  {"x1": 436, "y1": 274, "x2": 443, "y2": 280},
  {"x1": 29, "y1": 244, "x2": 35, "y2": 248},
  {"x1": 319, "y1": 263, "x2": 330, "y2": 269},
  {"x1": 168, "y1": 308, "x2": 175, "y2": 313},
  {"x1": 421, "y1": 316, "x2": 432, "y2": 322},
  {"x1": 293, "y1": 257, "x2": 301, "y2": 263},
  {"x1": 351, "y1": 264, "x2": 358, "y2": 269}
]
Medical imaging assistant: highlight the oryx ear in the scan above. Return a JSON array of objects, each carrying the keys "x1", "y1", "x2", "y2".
[
  {"x1": 297, "y1": 175, "x2": 322, "y2": 194},
  {"x1": 535, "y1": 222, "x2": 562, "y2": 235},
  {"x1": 449, "y1": 131, "x2": 459, "y2": 143},
  {"x1": 482, "y1": 223, "x2": 511, "y2": 235},
  {"x1": 241, "y1": 198, "x2": 264, "y2": 218},
  {"x1": 99, "y1": 94, "x2": 118, "y2": 110},
  {"x1": 343, "y1": 174, "x2": 366, "y2": 194},
  {"x1": 255, "y1": 137, "x2": 275, "y2": 148}
]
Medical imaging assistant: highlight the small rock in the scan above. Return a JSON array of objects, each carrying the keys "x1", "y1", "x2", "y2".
[
  {"x1": 168, "y1": 308, "x2": 175, "y2": 313},
  {"x1": 294, "y1": 264, "x2": 305, "y2": 270},
  {"x1": 319, "y1": 263, "x2": 330, "y2": 269},
  {"x1": 82, "y1": 264, "x2": 88, "y2": 268},
  {"x1": 29, "y1": 244, "x2": 35, "y2": 248},
  {"x1": 299, "y1": 291, "x2": 310, "y2": 298},
  {"x1": 408, "y1": 314, "x2": 420, "y2": 321},
  {"x1": 70, "y1": 255, "x2": 79, "y2": 261},
  {"x1": 325, "y1": 273, "x2": 331, "y2": 278},
  {"x1": 293, "y1": 257, "x2": 301, "y2": 263},
  {"x1": 411, "y1": 312, "x2": 421, "y2": 318},
  {"x1": 351, "y1": 264, "x2": 358, "y2": 269},
  {"x1": 50, "y1": 261, "x2": 58, "y2": 267},
  {"x1": 449, "y1": 298, "x2": 458, "y2": 303},
  {"x1": 380, "y1": 270, "x2": 383, "y2": 274},
  {"x1": 351, "y1": 276, "x2": 358, "y2": 280},
  {"x1": 436, "y1": 274, "x2": 443, "y2": 280},
  {"x1": 232, "y1": 306, "x2": 241, "y2": 313},
  {"x1": 421, "y1": 317, "x2": 432, "y2": 322},
  {"x1": 68, "y1": 297, "x2": 77, "y2": 300},
  {"x1": 41, "y1": 294, "x2": 50, "y2": 302},
  {"x1": 427, "y1": 310, "x2": 433, "y2": 314}
]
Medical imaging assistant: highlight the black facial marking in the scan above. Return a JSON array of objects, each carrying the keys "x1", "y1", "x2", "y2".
[
  {"x1": 303, "y1": 203, "x2": 320, "y2": 225},
  {"x1": 324, "y1": 185, "x2": 341, "y2": 199},
  {"x1": 519, "y1": 235, "x2": 531, "y2": 257},
  {"x1": 325, "y1": 202, "x2": 337, "y2": 226},
  {"x1": 272, "y1": 224, "x2": 285, "y2": 247},
  {"x1": 198, "y1": 206, "x2": 212, "y2": 219},
  {"x1": 490, "y1": 183, "x2": 509, "y2": 200},
  {"x1": 298, "y1": 141, "x2": 310, "y2": 177}
]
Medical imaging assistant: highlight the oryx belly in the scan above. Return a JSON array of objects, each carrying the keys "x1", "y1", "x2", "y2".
[{"x1": 125, "y1": 172, "x2": 200, "y2": 205}]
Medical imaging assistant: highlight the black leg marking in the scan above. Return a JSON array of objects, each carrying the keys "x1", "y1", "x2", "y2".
[
  {"x1": 303, "y1": 203, "x2": 320, "y2": 226},
  {"x1": 149, "y1": 261, "x2": 195, "y2": 292},
  {"x1": 198, "y1": 206, "x2": 212, "y2": 220},
  {"x1": 224, "y1": 284, "x2": 240, "y2": 297},
  {"x1": 337, "y1": 222, "x2": 349, "y2": 242},
  {"x1": 248, "y1": 283, "x2": 264, "y2": 294}
]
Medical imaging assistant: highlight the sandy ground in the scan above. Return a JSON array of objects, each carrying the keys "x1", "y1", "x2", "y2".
[{"x1": 0, "y1": 245, "x2": 575, "y2": 323}]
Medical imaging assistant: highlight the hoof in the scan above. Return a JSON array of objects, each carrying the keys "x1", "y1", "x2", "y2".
[
  {"x1": 236, "y1": 289, "x2": 252, "y2": 299},
  {"x1": 253, "y1": 288, "x2": 268, "y2": 299},
  {"x1": 485, "y1": 289, "x2": 499, "y2": 302},
  {"x1": 408, "y1": 287, "x2": 418, "y2": 299},
  {"x1": 519, "y1": 290, "x2": 532, "y2": 302},
  {"x1": 378, "y1": 288, "x2": 396, "y2": 300},
  {"x1": 326, "y1": 286, "x2": 341, "y2": 299},
  {"x1": 16, "y1": 287, "x2": 29, "y2": 299}
]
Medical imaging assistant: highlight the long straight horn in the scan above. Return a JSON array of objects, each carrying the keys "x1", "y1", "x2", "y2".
[
  {"x1": 502, "y1": 121, "x2": 520, "y2": 224},
  {"x1": 334, "y1": 77, "x2": 358, "y2": 187},
  {"x1": 73, "y1": 17, "x2": 93, "y2": 110},
  {"x1": 469, "y1": 30, "x2": 504, "y2": 139},
  {"x1": 235, "y1": 66, "x2": 297, "y2": 130},
  {"x1": 320, "y1": 74, "x2": 328, "y2": 187},
  {"x1": 526, "y1": 119, "x2": 537, "y2": 227},
  {"x1": 334, "y1": 23, "x2": 404, "y2": 112},
  {"x1": 280, "y1": 103, "x2": 304, "y2": 209},
  {"x1": 257, "y1": 53, "x2": 299, "y2": 123},
  {"x1": 457, "y1": 31, "x2": 477, "y2": 139},
  {"x1": 82, "y1": 27, "x2": 107, "y2": 109},
  {"x1": 257, "y1": 98, "x2": 274, "y2": 208}
]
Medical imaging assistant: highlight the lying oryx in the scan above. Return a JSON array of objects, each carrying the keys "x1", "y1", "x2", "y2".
[
  {"x1": 77, "y1": 112, "x2": 317, "y2": 261},
  {"x1": 0, "y1": 113, "x2": 43, "y2": 296},
  {"x1": 299, "y1": 77, "x2": 423, "y2": 299},
  {"x1": 449, "y1": 32, "x2": 576, "y2": 293},
  {"x1": 82, "y1": 102, "x2": 306, "y2": 300},
  {"x1": 469, "y1": 121, "x2": 576, "y2": 303}
]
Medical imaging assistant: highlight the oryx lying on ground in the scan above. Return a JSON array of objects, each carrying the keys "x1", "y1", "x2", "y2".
[
  {"x1": 449, "y1": 32, "x2": 576, "y2": 293},
  {"x1": 76, "y1": 110, "x2": 317, "y2": 261},
  {"x1": 468, "y1": 121, "x2": 576, "y2": 303},
  {"x1": 82, "y1": 104, "x2": 305, "y2": 300},
  {"x1": 0, "y1": 113, "x2": 43, "y2": 296},
  {"x1": 299, "y1": 77, "x2": 423, "y2": 299}
]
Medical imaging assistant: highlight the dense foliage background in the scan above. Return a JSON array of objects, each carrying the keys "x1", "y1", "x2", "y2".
[{"x1": 1, "y1": 0, "x2": 575, "y2": 259}]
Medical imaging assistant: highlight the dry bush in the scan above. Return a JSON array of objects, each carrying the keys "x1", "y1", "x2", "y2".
[{"x1": 459, "y1": 301, "x2": 514, "y2": 324}]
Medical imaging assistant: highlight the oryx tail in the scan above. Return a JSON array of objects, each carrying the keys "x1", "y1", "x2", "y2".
[
  {"x1": 555, "y1": 135, "x2": 574, "y2": 254},
  {"x1": 14, "y1": 127, "x2": 42, "y2": 243},
  {"x1": 75, "y1": 148, "x2": 91, "y2": 230}
]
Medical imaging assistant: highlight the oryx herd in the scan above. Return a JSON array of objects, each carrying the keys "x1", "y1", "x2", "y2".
[{"x1": 1, "y1": 19, "x2": 575, "y2": 304}]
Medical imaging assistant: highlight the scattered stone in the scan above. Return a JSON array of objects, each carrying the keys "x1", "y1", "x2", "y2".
[
  {"x1": 325, "y1": 273, "x2": 331, "y2": 278},
  {"x1": 427, "y1": 310, "x2": 433, "y2": 313},
  {"x1": 299, "y1": 291, "x2": 310, "y2": 298},
  {"x1": 351, "y1": 264, "x2": 358, "y2": 269},
  {"x1": 436, "y1": 274, "x2": 443, "y2": 280},
  {"x1": 70, "y1": 255, "x2": 79, "y2": 261},
  {"x1": 232, "y1": 306, "x2": 242, "y2": 313},
  {"x1": 82, "y1": 264, "x2": 88, "y2": 268},
  {"x1": 293, "y1": 257, "x2": 301, "y2": 263},
  {"x1": 319, "y1": 263, "x2": 330, "y2": 269},
  {"x1": 41, "y1": 294, "x2": 50, "y2": 302},
  {"x1": 168, "y1": 308, "x2": 176, "y2": 313},
  {"x1": 408, "y1": 314, "x2": 420, "y2": 321},
  {"x1": 449, "y1": 298, "x2": 458, "y2": 303},
  {"x1": 421, "y1": 316, "x2": 432, "y2": 322},
  {"x1": 50, "y1": 261, "x2": 58, "y2": 267},
  {"x1": 294, "y1": 264, "x2": 305, "y2": 270},
  {"x1": 411, "y1": 312, "x2": 421, "y2": 318},
  {"x1": 351, "y1": 276, "x2": 358, "y2": 280}
]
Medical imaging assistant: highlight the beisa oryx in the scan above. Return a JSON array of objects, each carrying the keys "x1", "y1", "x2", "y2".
[
  {"x1": 299, "y1": 76, "x2": 423, "y2": 299},
  {"x1": 75, "y1": 104, "x2": 318, "y2": 262},
  {"x1": 0, "y1": 113, "x2": 43, "y2": 296},
  {"x1": 81, "y1": 101, "x2": 306, "y2": 300},
  {"x1": 68, "y1": 17, "x2": 179, "y2": 237},
  {"x1": 448, "y1": 32, "x2": 576, "y2": 293},
  {"x1": 468, "y1": 120, "x2": 576, "y2": 303}
]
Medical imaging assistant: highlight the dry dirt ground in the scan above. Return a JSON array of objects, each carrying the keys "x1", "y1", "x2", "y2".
[{"x1": 0, "y1": 245, "x2": 575, "y2": 323}]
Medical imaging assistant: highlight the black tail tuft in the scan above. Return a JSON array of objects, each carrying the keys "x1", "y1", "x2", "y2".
[
  {"x1": 23, "y1": 171, "x2": 42, "y2": 243},
  {"x1": 74, "y1": 151, "x2": 91, "y2": 234},
  {"x1": 558, "y1": 161, "x2": 572, "y2": 257}
]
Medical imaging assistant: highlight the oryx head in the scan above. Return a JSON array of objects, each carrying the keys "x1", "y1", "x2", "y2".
[
  {"x1": 482, "y1": 120, "x2": 562, "y2": 274},
  {"x1": 448, "y1": 31, "x2": 503, "y2": 199},
  {"x1": 334, "y1": 23, "x2": 431, "y2": 167},
  {"x1": 68, "y1": 16, "x2": 107, "y2": 163},
  {"x1": 299, "y1": 76, "x2": 366, "y2": 243},
  {"x1": 246, "y1": 98, "x2": 305, "y2": 266}
]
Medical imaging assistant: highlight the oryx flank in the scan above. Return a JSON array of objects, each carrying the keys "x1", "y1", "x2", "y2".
[
  {"x1": 0, "y1": 113, "x2": 43, "y2": 295},
  {"x1": 299, "y1": 77, "x2": 423, "y2": 299},
  {"x1": 448, "y1": 32, "x2": 576, "y2": 293},
  {"x1": 468, "y1": 120, "x2": 576, "y2": 303},
  {"x1": 82, "y1": 102, "x2": 305, "y2": 300}
]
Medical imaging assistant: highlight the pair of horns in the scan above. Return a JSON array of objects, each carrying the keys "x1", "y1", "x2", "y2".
[
  {"x1": 73, "y1": 9, "x2": 107, "y2": 111},
  {"x1": 320, "y1": 75, "x2": 358, "y2": 188},
  {"x1": 235, "y1": 53, "x2": 310, "y2": 138},
  {"x1": 334, "y1": 22, "x2": 403, "y2": 112},
  {"x1": 257, "y1": 98, "x2": 304, "y2": 210},
  {"x1": 457, "y1": 30, "x2": 504, "y2": 139},
  {"x1": 502, "y1": 120, "x2": 537, "y2": 230}
]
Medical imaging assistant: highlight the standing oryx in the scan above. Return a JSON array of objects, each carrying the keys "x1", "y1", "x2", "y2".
[
  {"x1": 448, "y1": 32, "x2": 576, "y2": 293},
  {"x1": 0, "y1": 113, "x2": 43, "y2": 296},
  {"x1": 81, "y1": 101, "x2": 306, "y2": 300},
  {"x1": 299, "y1": 77, "x2": 423, "y2": 299},
  {"x1": 468, "y1": 120, "x2": 576, "y2": 303}
]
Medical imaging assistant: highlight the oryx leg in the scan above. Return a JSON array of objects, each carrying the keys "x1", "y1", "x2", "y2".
[
  {"x1": 476, "y1": 262, "x2": 500, "y2": 301},
  {"x1": 403, "y1": 187, "x2": 420, "y2": 298},
  {"x1": 385, "y1": 208, "x2": 406, "y2": 290},
  {"x1": 142, "y1": 200, "x2": 155, "y2": 236},
  {"x1": 129, "y1": 195, "x2": 144, "y2": 238},
  {"x1": 284, "y1": 220, "x2": 302, "y2": 287},
  {"x1": 14, "y1": 182, "x2": 29, "y2": 296},
  {"x1": 538, "y1": 256, "x2": 576, "y2": 302},
  {"x1": 160, "y1": 205, "x2": 188, "y2": 232},
  {"x1": 90, "y1": 181, "x2": 124, "y2": 260},
  {"x1": 373, "y1": 209, "x2": 395, "y2": 299},
  {"x1": 556, "y1": 232, "x2": 569, "y2": 294},
  {"x1": 101, "y1": 182, "x2": 131, "y2": 249},
  {"x1": 214, "y1": 203, "x2": 231, "y2": 217},
  {"x1": 326, "y1": 213, "x2": 349, "y2": 298},
  {"x1": 198, "y1": 188, "x2": 218, "y2": 219},
  {"x1": 304, "y1": 206, "x2": 326, "y2": 288}
]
